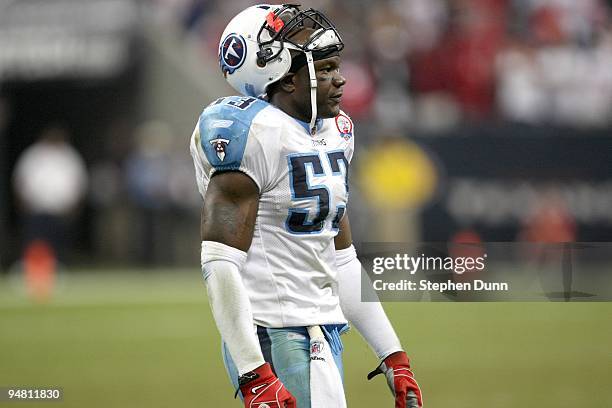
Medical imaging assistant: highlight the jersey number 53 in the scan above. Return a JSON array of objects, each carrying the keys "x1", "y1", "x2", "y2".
[{"x1": 286, "y1": 151, "x2": 348, "y2": 234}]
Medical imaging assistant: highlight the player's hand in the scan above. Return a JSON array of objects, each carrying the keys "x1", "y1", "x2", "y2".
[
  {"x1": 367, "y1": 351, "x2": 423, "y2": 408},
  {"x1": 238, "y1": 363, "x2": 296, "y2": 408}
]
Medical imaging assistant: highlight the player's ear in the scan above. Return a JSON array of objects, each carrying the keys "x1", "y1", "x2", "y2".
[{"x1": 279, "y1": 74, "x2": 296, "y2": 93}]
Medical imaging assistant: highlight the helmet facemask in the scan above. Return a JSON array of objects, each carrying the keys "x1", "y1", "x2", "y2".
[{"x1": 256, "y1": 4, "x2": 344, "y2": 134}]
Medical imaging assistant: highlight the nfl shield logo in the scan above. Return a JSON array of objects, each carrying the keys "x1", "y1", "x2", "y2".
[{"x1": 310, "y1": 340, "x2": 324, "y2": 356}]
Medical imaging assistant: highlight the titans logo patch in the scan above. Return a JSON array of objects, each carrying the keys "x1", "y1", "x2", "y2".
[{"x1": 209, "y1": 138, "x2": 230, "y2": 162}]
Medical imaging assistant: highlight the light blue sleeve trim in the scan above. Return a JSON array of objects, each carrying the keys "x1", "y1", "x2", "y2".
[{"x1": 198, "y1": 96, "x2": 268, "y2": 172}]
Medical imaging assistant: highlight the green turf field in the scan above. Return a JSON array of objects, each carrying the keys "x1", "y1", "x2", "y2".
[{"x1": 1, "y1": 269, "x2": 610, "y2": 407}]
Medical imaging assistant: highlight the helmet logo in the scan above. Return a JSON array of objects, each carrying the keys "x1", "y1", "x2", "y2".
[
  {"x1": 219, "y1": 34, "x2": 247, "y2": 75},
  {"x1": 209, "y1": 138, "x2": 230, "y2": 162}
]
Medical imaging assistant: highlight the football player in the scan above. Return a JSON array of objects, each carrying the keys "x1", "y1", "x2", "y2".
[{"x1": 190, "y1": 4, "x2": 423, "y2": 407}]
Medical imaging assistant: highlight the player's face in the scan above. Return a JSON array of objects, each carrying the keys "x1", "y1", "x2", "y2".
[
  {"x1": 292, "y1": 56, "x2": 346, "y2": 120},
  {"x1": 313, "y1": 56, "x2": 346, "y2": 118}
]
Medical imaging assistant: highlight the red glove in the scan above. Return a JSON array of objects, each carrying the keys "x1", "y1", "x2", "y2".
[
  {"x1": 367, "y1": 351, "x2": 423, "y2": 408},
  {"x1": 237, "y1": 363, "x2": 296, "y2": 408}
]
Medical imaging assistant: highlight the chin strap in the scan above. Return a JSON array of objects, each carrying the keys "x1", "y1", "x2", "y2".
[{"x1": 305, "y1": 50, "x2": 318, "y2": 135}]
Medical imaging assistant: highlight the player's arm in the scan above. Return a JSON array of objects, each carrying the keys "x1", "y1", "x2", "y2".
[
  {"x1": 201, "y1": 171, "x2": 262, "y2": 373},
  {"x1": 201, "y1": 171, "x2": 295, "y2": 407},
  {"x1": 334, "y1": 216, "x2": 423, "y2": 407},
  {"x1": 201, "y1": 171, "x2": 259, "y2": 251},
  {"x1": 334, "y1": 215, "x2": 402, "y2": 359}
]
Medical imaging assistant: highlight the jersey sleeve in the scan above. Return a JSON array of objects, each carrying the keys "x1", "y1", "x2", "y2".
[
  {"x1": 193, "y1": 96, "x2": 278, "y2": 193},
  {"x1": 346, "y1": 128, "x2": 355, "y2": 164},
  {"x1": 190, "y1": 123, "x2": 208, "y2": 199}
]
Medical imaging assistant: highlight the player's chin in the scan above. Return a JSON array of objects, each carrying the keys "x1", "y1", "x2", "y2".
[{"x1": 321, "y1": 102, "x2": 341, "y2": 118}]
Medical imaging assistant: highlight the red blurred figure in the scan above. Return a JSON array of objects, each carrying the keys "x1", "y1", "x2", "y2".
[
  {"x1": 530, "y1": 6, "x2": 566, "y2": 46},
  {"x1": 411, "y1": 0, "x2": 508, "y2": 120},
  {"x1": 450, "y1": 229, "x2": 486, "y2": 291},
  {"x1": 23, "y1": 240, "x2": 57, "y2": 303},
  {"x1": 518, "y1": 193, "x2": 577, "y2": 268},
  {"x1": 519, "y1": 195, "x2": 576, "y2": 243}
]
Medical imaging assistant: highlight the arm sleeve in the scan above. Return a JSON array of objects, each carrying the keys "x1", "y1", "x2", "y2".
[
  {"x1": 336, "y1": 245, "x2": 403, "y2": 360},
  {"x1": 201, "y1": 241, "x2": 265, "y2": 375}
]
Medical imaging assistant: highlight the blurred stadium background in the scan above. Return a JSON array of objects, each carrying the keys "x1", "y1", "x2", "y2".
[{"x1": 1, "y1": 0, "x2": 611, "y2": 407}]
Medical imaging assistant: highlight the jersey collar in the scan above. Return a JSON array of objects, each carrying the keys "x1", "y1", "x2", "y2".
[{"x1": 293, "y1": 117, "x2": 323, "y2": 135}]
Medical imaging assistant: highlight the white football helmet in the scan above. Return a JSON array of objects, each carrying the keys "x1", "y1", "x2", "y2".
[{"x1": 218, "y1": 4, "x2": 344, "y2": 133}]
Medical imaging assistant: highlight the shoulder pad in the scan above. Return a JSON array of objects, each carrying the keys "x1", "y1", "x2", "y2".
[{"x1": 199, "y1": 96, "x2": 268, "y2": 170}]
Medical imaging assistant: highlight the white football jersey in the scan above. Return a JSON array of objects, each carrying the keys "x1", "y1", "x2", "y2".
[{"x1": 190, "y1": 95, "x2": 354, "y2": 327}]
